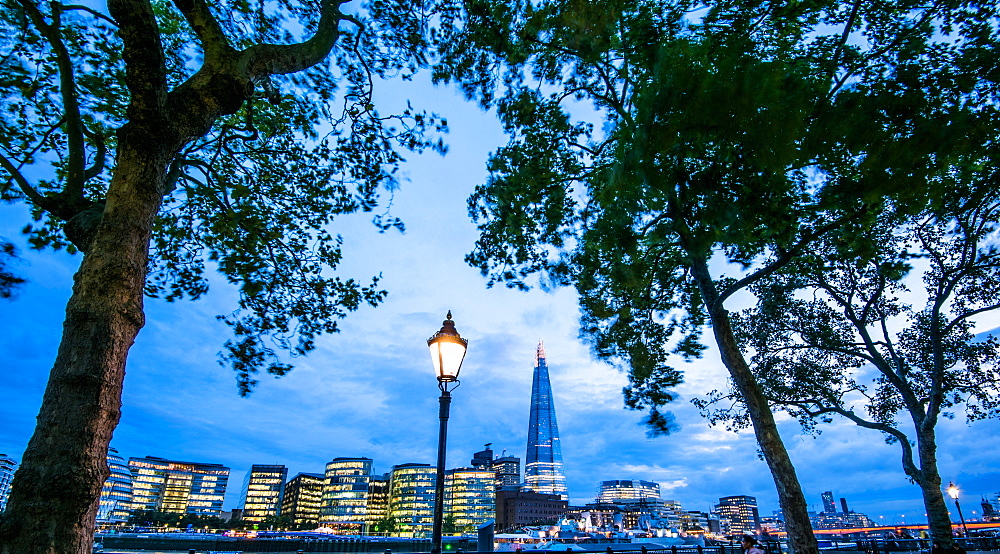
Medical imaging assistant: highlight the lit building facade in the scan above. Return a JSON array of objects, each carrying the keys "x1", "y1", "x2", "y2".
[
  {"x1": 239, "y1": 464, "x2": 287, "y2": 522},
  {"x1": 388, "y1": 463, "x2": 436, "y2": 538},
  {"x1": 445, "y1": 468, "x2": 496, "y2": 533},
  {"x1": 821, "y1": 491, "x2": 837, "y2": 514},
  {"x1": 365, "y1": 473, "x2": 391, "y2": 530},
  {"x1": 281, "y1": 472, "x2": 325, "y2": 527},
  {"x1": 524, "y1": 341, "x2": 567, "y2": 499},
  {"x1": 714, "y1": 495, "x2": 760, "y2": 535},
  {"x1": 494, "y1": 456, "x2": 521, "y2": 489},
  {"x1": 128, "y1": 456, "x2": 229, "y2": 516},
  {"x1": 471, "y1": 443, "x2": 521, "y2": 490},
  {"x1": 0, "y1": 454, "x2": 17, "y2": 512},
  {"x1": 97, "y1": 448, "x2": 133, "y2": 524},
  {"x1": 597, "y1": 480, "x2": 662, "y2": 505},
  {"x1": 321, "y1": 457, "x2": 373, "y2": 533}
]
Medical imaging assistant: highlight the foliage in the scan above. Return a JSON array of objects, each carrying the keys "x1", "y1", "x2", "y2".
[
  {"x1": 126, "y1": 510, "x2": 228, "y2": 529},
  {"x1": 370, "y1": 515, "x2": 400, "y2": 534},
  {"x1": 0, "y1": 0, "x2": 447, "y2": 393},
  {"x1": 433, "y1": 0, "x2": 999, "y2": 549},
  {"x1": 0, "y1": 239, "x2": 25, "y2": 299},
  {"x1": 724, "y1": 190, "x2": 1000, "y2": 470},
  {"x1": 434, "y1": 0, "x2": 998, "y2": 431}
]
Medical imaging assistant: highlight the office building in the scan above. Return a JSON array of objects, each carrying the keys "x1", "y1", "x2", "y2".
[
  {"x1": 524, "y1": 341, "x2": 567, "y2": 499},
  {"x1": 821, "y1": 491, "x2": 836, "y2": 514},
  {"x1": 97, "y1": 448, "x2": 133, "y2": 524},
  {"x1": 494, "y1": 456, "x2": 521, "y2": 489},
  {"x1": 365, "y1": 473, "x2": 391, "y2": 530},
  {"x1": 321, "y1": 457, "x2": 373, "y2": 533},
  {"x1": 714, "y1": 495, "x2": 760, "y2": 535},
  {"x1": 471, "y1": 444, "x2": 521, "y2": 490},
  {"x1": 0, "y1": 454, "x2": 17, "y2": 512},
  {"x1": 239, "y1": 464, "x2": 287, "y2": 522},
  {"x1": 128, "y1": 456, "x2": 229, "y2": 516},
  {"x1": 495, "y1": 489, "x2": 568, "y2": 531},
  {"x1": 445, "y1": 467, "x2": 496, "y2": 533},
  {"x1": 388, "y1": 463, "x2": 436, "y2": 538},
  {"x1": 282, "y1": 472, "x2": 325, "y2": 527},
  {"x1": 597, "y1": 479, "x2": 662, "y2": 505},
  {"x1": 471, "y1": 445, "x2": 494, "y2": 471}
]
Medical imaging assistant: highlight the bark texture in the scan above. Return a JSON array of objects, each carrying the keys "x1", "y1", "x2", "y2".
[
  {"x1": 915, "y1": 426, "x2": 953, "y2": 543},
  {"x1": 0, "y1": 135, "x2": 177, "y2": 553}
]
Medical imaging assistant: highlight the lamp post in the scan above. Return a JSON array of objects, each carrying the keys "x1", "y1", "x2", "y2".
[
  {"x1": 427, "y1": 311, "x2": 468, "y2": 554},
  {"x1": 947, "y1": 482, "x2": 969, "y2": 537}
]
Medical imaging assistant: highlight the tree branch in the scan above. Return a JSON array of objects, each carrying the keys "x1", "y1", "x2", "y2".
[
  {"x1": 16, "y1": 0, "x2": 88, "y2": 202},
  {"x1": 240, "y1": 0, "x2": 350, "y2": 79},
  {"x1": 62, "y1": 4, "x2": 118, "y2": 27},
  {"x1": 107, "y1": 0, "x2": 169, "y2": 121},
  {"x1": 171, "y1": 0, "x2": 233, "y2": 62},
  {"x1": 0, "y1": 151, "x2": 47, "y2": 206}
]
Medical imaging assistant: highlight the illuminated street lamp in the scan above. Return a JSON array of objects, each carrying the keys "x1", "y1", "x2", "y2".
[
  {"x1": 947, "y1": 482, "x2": 969, "y2": 537},
  {"x1": 427, "y1": 311, "x2": 468, "y2": 554}
]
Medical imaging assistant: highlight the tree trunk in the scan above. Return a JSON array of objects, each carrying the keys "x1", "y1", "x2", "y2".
[
  {"x1": 689, "y1": 257, "x2": 818, "y2": 554},
  {"x1": 0, "y1": 131, "x2": 177, "y2": 553},
  {"x1": 914, "y1": 426, "x2": 954, "y2": 545}
]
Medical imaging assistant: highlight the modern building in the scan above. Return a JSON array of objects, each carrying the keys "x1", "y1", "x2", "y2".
[
  {"x1": 494, "y1": 456, "x2": 521, "y2": 489},
  {"x1": 471, "y1": 444, "x2": 521, "y2": 491},
  {"x1": 821, "y1": 491, "x2": 836, "y2": 514},
  {"x1": 128, "y1": 456, "x2": 230, "y2": 516},
  {"x1": 495, "y1": 489, "x2": 568, "y2": 531},
  {"x1": 0, "y1": 454, "x2": 17, "y2": 512},
  {"x1": 388, "y1": 463, "x2": 436, "y2": 538},
  {"x1": 597, "y1": 479, "x2": 662, "y2": 506},
  {"x1": 97, "y1": 448, "x2": 133, "y2": 524},
  {"x1": 471, "y1": 445, "x2": 494, "y2": 471},
  {"x1": 445, "y1": 467, "x2": 496, "y2": 533},
  {"x1": 282, "y1": 472, "x2": 325, "y2": 528},
  {"x1": 714, "y1": 495, "x2": 760, "y2": 535},
  {"x1": 524, "y1": 341, "x2": 567, "y2": 499},
  {"x1": 238, "y1": 464, "x2": 287, "y2": 522},
  {"x1": 321, "y1": 457, "x2": 373, "y2": 533},
  {"x1": 365, "y1": 473, "x2": 391, "y2": 531}
]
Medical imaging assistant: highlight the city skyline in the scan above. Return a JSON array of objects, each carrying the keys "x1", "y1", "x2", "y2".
[{"x1": 2, "y1": 74, "x2": 1000, "y2": 525}]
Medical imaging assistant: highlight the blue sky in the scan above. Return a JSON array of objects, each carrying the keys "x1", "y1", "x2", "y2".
[{"x1": 1, "y1": 74, "x2": 999, "y2": 525}]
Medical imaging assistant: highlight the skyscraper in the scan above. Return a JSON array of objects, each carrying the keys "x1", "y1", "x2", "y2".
[
  {"x1": 524, "y1": 341, "x2": 567, "y2": 499},
  {"x1": 821, "y1": 491, "x2": 836, "y2": 514}
]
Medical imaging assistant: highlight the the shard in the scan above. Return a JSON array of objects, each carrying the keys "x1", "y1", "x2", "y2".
[{"x1": 524, "y1": 341, "x2": 568, "y2": 499}]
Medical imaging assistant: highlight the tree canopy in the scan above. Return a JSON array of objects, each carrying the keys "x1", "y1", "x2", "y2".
[
  {"x1": 0, "y1": 0, "x2": 447, "y2": 551},
  {"x1": 715, "y1": 189, "x2": 1000, "y2": 541},
  {"x1": 434, "y1": 0, "x2": 1000, "y2": 551}
]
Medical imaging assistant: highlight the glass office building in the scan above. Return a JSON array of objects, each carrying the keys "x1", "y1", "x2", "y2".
[
  {"x1": 388, "y1": 463, "x2": 436, "y2": 538},
  {"x1": 282, "y1": 472, "x2": 325, "y2": 527},
  {"x1": 524, "y1": 341, "x2": 567, "y2": 499},
  {"x1": 321, "y1": 457, "x2": 373, "y2": 533},
  {"x1": 128, "y1": 456, "x2": 229, "y2": 516},
  {"x1": 445, "y1": 468, "x2": 496, "y2": 533},
  {"x1": 239, "y1": 464, "x2": 287, "y2": 522},
  {"x1": 97, "y1": 448, "x2": 133, "y2": 524},
  {"x1": 0, "y1": 454, "x2": 17, "y2": 512}
]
